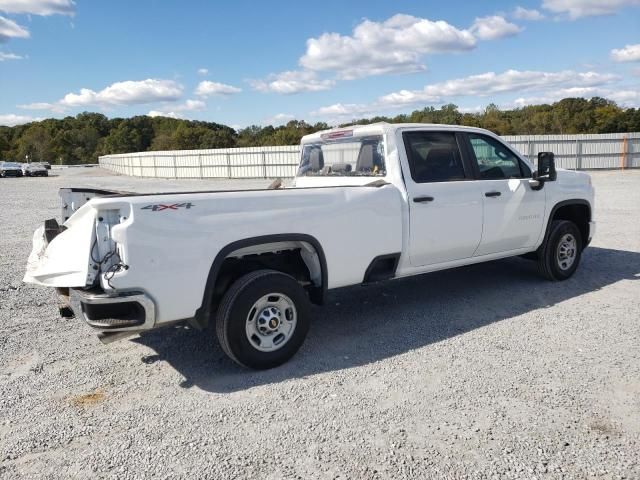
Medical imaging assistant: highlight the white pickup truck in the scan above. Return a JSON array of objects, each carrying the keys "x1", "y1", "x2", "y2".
[{"x1": 24, "y1": 123, "x2": 595, "y2": 369}]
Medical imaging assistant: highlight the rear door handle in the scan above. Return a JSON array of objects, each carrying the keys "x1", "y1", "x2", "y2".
[
  {"x1": 413, "y1": 196, "x2": 434, "y2": 203},
  {"x1": 485, "y1": 191, "x2": 501, "y2": 198}
]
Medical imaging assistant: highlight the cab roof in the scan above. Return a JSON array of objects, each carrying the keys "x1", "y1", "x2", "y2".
[{"x1": 301, "y1": 122, "x2": 497, "y2": 144}]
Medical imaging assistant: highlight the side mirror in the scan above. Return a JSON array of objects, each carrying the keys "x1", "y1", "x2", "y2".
[{"x1": 537, "y1": 152, "x2": 557, "y2": 181}]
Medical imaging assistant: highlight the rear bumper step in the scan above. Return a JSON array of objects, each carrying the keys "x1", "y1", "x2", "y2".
[{"x1": 69, "y1": 288, "x2": 156, "y2": 332}]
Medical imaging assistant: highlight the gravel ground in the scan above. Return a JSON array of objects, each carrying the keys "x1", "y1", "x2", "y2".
[{"x1": 1, "y1": 167, "x2": 639, "y2": 479}]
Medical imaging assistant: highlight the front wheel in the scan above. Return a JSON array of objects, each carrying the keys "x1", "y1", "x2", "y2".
[
  {"x1": 215, "y1": 269, "x2": 311, "y2": 369},
  {"x1": 537, "y1": 220, "x2": 583, "y2": 281}
]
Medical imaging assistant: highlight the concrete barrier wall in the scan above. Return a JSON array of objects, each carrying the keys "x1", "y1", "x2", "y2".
[{"x1": 99, "y1": 132, "x2": 640, "y2": 179}]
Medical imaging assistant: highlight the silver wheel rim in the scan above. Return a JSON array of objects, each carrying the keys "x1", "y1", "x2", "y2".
[
  {"x1": 245, "y1": 293, "x2": 297, "y2": 352},
  {"x1": 557, "y1": 233, "x2": 577, "y2": 271}
]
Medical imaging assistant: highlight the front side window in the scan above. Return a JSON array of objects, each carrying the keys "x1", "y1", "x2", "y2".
[
  {"x1": 403, "y1": 131, "x2": 466, "y2": 183},
  {"x1": 468, "y1": 134, "x2": 528, "y2": 179},
  {"x1": 297, "y1": 135, "x2": 385, "y2": 177}
]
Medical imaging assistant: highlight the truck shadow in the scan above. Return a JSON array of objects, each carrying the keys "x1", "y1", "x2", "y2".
[{"x1": 133, "y1": 246, "x2": 639, "y2": 393}]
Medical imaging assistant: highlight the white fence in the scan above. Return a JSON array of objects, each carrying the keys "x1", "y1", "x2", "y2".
[
  {"x1": 99, "y1": 132, "x2": 640, "y2": 179},
  {"x1": 503, "y1": 133, "x2": 640, "y2": 170}
]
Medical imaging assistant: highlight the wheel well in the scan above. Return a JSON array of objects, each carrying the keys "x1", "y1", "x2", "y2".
[
  {"x1": 551, "y1": 203, "x2": 590, "y2": 248},
  {"x1": 216, "y1": 247, "x2": 318, "y2": 299},
  {"x1": 194, "y1": 236, "x2": 326, "y2": 329}
]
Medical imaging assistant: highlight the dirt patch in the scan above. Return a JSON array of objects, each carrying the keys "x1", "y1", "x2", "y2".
[
  {"x1": 588, "y1": 418, "x2": 619, "y2": 437},
  {"x1": 68, "y1": 390, "x2": 106, "y2": 407}
]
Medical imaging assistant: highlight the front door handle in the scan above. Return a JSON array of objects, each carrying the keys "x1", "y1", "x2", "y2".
[
  {"x1": 413, "y1": 196, "x2": 434, "y2": 203},
  {"x1": 485, "y1": 191, "x2": 501, "y2": 198}
]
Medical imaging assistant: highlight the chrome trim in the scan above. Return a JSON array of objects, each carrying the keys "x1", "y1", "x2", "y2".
[
  {"x1": 588, "y1": 221, "x2": 596, "y2": 241},
  {"x1": 69, "y1": 288, "x2": 155, "y2": 332}
]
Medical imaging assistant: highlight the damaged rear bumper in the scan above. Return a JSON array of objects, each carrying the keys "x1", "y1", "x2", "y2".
[{"x1": 67, "y1": 288, "x2": 156, "y2": 333}]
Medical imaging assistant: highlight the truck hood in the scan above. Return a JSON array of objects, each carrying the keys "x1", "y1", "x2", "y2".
[
  {"x1": 23, "y1": 204, "x2": 96, "y2": 287},
  {"x1": 556, "y1": 168, "x2": 591, "y2": 185}
]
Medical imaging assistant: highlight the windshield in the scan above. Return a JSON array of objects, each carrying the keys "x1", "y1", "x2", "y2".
[{"x1": 298, "y1": 134, "x2": 386, "y2": 177}]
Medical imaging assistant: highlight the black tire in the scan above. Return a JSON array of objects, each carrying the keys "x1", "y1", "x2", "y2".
[
  {"x1": 215, "y1": 269, "x2": 311, "y2": 369},
  {"x1": 537, "y1": 220, "x2": 582, "y2": 281}
]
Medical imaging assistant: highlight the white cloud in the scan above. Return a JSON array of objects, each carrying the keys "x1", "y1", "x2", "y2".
[
  {"x1": 195, "y1": 80, "x2": 241, "y2": 96},
  {"x1": 300, "y1": 14, "x2": 476, "y2": 79},
  {"x1": 0, "y1": 51, "x2": 21, "y2": 60},
  {"x1": 607, "y1": 89, "x2": 640, "y2": 105},
  {"x1": 18, "y1": 101, "x2": 65, "y2": 113},
  {"x1": 378, "y1": 69, "x2": 618, "y2": 107},
  {"x1": 311, "y1": 69, "x2": 620, "y2": 119},
  {"x1": 512, "y1": 6, "x2": 545, "y2": 20},
  {"x1": 197, "y1": 68, "x2": 208, "y2": 76},
  {"x1": 0, "y1": 15, "x2": 29, "y2": 42},
  {"x1": 144, "y1": 100, "x2": 205, "y2": 118},
  {"x1": 23, "y1": 79, "x2": 184, "y2": 111},
  {"x1": 58, "y1": 79, "x2": 183, "y2": 107},
  {"x1": 0, "y1": 113, "x2": 40, "y2": 126},
  {"x1": 377, "y1": 90, "x2": 441, "y2": 107},
  {"x1": 173, "y1": 99, "x2": 205, "y2": 111},
  {"x1": 512, "y1": 86, "x2": 640, "y2": 107},
  {"x1": 470, "y1": 15, "x2": 522, "y2": 40},
  {"x1": 0, "y1": 0, "x2": 75, "y2": 15},
  {"x1": 459, "y1": 105, "x2": 484, "y2": 113},
  {"x1": 258, "y1": 13, "x2": 524, "y2": 87},
  {"x1": 265, "y1": 113, "x2": 295, "y2": 125},
  {"x1": 146, "y1": 100, "x2": 208, "y2": 118},
  {"x1": 147, "y1": 110, "x2": 183, "y2": 119},
  {"x1": 542, "y1": 0, "x2": 640, "y2": 19},
  {"x1": 512, "y1": 87, "x2": 600, "y2": 106},
  {"x1": 311, "y1": 103, "x2": 378, "y2": 118},
  {"x1": 250, "y1": 70, "x2": 335, "y2": 94},
  {"x1": 611, "y1": 44, "x2": 640, "y2": 62}
]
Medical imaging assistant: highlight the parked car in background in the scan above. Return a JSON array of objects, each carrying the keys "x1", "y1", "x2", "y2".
[
  {"x1": 0, "y1": 162, "x2": 23, "y2": 177},
  {"x1": 21, "y1": 162, "x2": 49, "y2": 177}
]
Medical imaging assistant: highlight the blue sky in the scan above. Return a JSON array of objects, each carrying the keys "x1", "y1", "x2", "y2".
[{"x1": 1, "y1": 0, "x2": 639, "y2": 128}]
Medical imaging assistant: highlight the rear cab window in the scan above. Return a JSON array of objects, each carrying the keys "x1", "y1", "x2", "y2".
[{"x1": 298, "y1": 132, "x2": 386, "y2": 177}]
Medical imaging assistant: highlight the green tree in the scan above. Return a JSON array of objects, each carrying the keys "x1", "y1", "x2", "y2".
[
  {"x1": 17, "y1": 124, "x2": 53, "y2": 162},
  {"x1": 99, "y1": 122, "x2": 143, "y2": 155}
]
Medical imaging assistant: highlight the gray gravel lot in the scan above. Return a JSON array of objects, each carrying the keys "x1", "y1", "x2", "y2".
[{"x1": 1, "y1": 167, "x2": 639, "y2": 479}]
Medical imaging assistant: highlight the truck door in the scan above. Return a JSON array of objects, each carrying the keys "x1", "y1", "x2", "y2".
[
  {"x1": 462, "y1": 133, "x2": 546, "y2": 256},
  {"x1": 402, "y1": 130, "x2": 484, "y2": 266}
]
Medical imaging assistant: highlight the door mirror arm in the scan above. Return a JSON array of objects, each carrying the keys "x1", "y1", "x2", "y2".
[{"x1": 529, "y1": 171, "x2": 548, "y2": 191}]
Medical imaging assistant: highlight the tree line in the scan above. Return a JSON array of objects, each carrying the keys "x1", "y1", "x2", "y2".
[{"x1": 1, "y1": 97, "x2": 639, "y2": 165}]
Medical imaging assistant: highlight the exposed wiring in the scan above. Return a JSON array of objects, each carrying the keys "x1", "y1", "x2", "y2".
[
  {"x1": 90, "y1": 236, "x2": 125, "y2": 289},
  {"x1": 90, "y1": 237, "x2": 118, "y2": 267},
  {"x1": 103, "y1": 263, "x2": 129, "y2": 289}
]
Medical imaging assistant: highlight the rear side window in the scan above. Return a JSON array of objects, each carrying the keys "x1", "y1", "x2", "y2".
[
  {"x1": 467, "y1": 134, "x2": 529, "y2": 179},
  {"x1": 403, "y1": 131, "x2": 466, "y2": 183}
]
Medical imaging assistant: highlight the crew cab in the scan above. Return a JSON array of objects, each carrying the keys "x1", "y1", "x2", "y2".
[{"x1": 24, "y1": 123, "x2": 595, "y2": 369}]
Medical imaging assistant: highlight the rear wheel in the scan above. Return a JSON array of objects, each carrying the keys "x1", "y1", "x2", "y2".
[
  {"x1": 215, "y1": 269, "x2": 311, "y2": 369},
  {"x1": 537, "y1": 220, "x2": 582, "y2": 280}
]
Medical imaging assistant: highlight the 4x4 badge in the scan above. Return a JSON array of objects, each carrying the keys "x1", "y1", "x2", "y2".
[{"x1": 141, "y1": 202, "x2": 194, "y2": 212}]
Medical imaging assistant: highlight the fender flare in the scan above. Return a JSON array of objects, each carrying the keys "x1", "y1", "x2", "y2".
[
  {"x1": 540, "y1": 199, "x2": 592, "y2": 249},
  {"x1": 195, "y1": 233, "x2": 328, "y2": 324}
]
